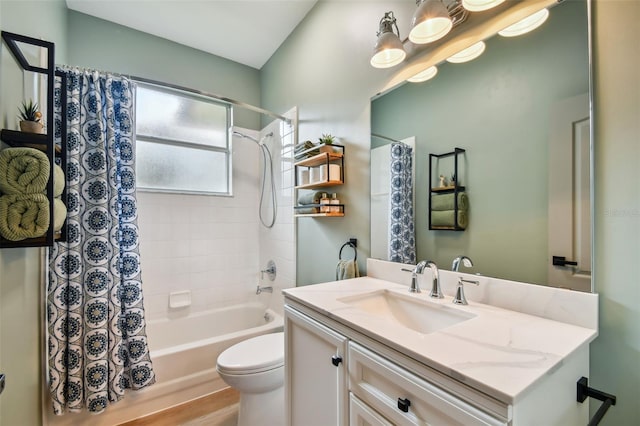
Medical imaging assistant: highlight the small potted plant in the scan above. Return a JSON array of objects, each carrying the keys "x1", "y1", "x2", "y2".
[
  {"x1": 318, "y1": 133, "x2": 336, "y2": 153},
  {"x1": 18, "y1": 99, "x2": 44, "y2": 134}
]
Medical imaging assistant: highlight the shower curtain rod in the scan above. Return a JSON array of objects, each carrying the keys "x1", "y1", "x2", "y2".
[
  {"x1": 131, "y1": 75, "x2": 292, "y2": 124},
  {"x1": 371, "y1": 133, "x2": 402, "y2": 143}
]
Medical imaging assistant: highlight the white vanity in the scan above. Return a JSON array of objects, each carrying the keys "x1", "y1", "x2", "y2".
[{"x1": 283, "y1": 259, "x2": 598, "y2": 426}]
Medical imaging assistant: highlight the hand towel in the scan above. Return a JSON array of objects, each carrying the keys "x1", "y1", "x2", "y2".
[
  {"x1": 336, "y1": 259, "x2": 360, "y2": 280},
  {"x1": 53, "y1": 198, "x2": 67, "y2": 232},
  {"x1": 0, "y1": 193, "x2": 50, "y2": 241},
  {"x1": 297, "y1": 191, "x2": 326, "y2": 205},
  {"x1": 431, "y1": 210, "x2": 468, "y2": 229},
  {"x1": 431, "y1": 192, "x2": 468, "y2": 211},
  {"x1": 53, "y1": 164, "x2": 65, "y2": 197},
  {"x1": 0, "y1": 147, "x2": 50, "y2": 195}
]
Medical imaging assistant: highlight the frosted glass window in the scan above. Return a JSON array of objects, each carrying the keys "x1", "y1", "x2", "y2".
[
  {"x1": 136, "y1": 139, "x2": 228, "y2": 193},
  {"x1": 137, "y1": 85, "x2": 228, "y2": 148},
  {"x1": 135, "y1": 82, "x2": 231, "y2": 194}
]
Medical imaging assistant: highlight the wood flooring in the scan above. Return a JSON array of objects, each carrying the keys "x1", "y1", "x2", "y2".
[{"x1": 119, "y1": 387, "x2": 239, "y2": 426}]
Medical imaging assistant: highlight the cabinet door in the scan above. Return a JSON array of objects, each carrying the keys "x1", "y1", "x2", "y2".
[
  {"x1": 350, "y1": 393, "x2": 393, "y2": 426},
  {"x1": 285, "y1": 305, "x2": 348, "y2": 426}
]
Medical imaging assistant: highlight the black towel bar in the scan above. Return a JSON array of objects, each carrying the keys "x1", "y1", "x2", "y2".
[
  {"x1": 577, "y1": 377, "x2": 616, "y2": 426},
  {"x1": 339, "y1": 238, "x2": 357, "y2": 261}
]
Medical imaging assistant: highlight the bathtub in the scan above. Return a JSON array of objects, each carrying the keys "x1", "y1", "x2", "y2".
[{"x1": 44, "y1": 302, "x2": 283, "y2": 426}]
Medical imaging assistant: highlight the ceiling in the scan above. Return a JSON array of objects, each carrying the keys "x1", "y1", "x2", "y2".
[{"x1": 65, "y1": 0, "x2": 318, "y2": 69}]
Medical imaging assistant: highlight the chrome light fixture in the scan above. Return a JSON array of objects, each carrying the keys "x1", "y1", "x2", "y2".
[
  {"x1": 370, "y1": 11, "x2": 406, "y2": 69},
  {"x1": 498, "y1": 9, "x2": 549, "y2": 37},
  {"x1": 446, "y1": 41, "x2": 486, "y2": 63},
  {"x1": 462, "y1": 0, "x2": 505, "y2": 12},
  {"x1": 407, "y1": 66, "x2": 438, "y2": 83},
  {"x1": 409, "y1": 0, "x2": 453, "y2": 44}
]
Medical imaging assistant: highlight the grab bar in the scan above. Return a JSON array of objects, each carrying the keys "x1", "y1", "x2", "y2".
[{"x1": 339, "y1": 238, "x2": 357, "y2": 261}]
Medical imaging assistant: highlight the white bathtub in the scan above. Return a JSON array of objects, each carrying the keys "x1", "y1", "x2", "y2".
[{"x1": 44, "y1": 302, "x2": 283, "y2": 426}]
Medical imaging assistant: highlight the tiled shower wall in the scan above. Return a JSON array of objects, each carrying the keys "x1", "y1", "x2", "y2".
[
  {"x1": 258, "y1": 111, "x2": 296, "y2": 316},
  {"x1": 138, "y1": 115, "x2": 295, "y2": 322}
]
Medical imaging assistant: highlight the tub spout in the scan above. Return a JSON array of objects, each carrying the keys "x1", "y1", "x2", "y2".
[{"x1": 256, "y1": 285, "x2": 273, "y2": 295}]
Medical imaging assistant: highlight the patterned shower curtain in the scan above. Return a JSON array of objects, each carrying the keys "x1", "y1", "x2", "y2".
[
  {"x1": 47, "y1": 67, "x2": 155, "y2": 415},
  {"x1": 388, "y1": 142, "x2": 416, "y2": 264}
]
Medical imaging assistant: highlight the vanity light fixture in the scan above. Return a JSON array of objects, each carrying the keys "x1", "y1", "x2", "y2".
[
  {"x1": 370, "y1": 11, "x2": 407, "y2": 69},
  {"x1": 446, "y1": 41, "x2": 486, "y2": 63},
  {"x1": 409, "y1": 0, "x2": 453, "y2": 44},
  {"x1": 498, "y1": 8, "x2": 549, "y2": 37},
  {"x1": 407, "y1": 66, "x2": 438, "y2": 83},
  {"x1": 461, "y1": 0, "x2": 505, "y2": 12}
]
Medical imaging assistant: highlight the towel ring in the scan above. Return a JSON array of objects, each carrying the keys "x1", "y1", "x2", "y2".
[{"x1": 339, "y1": 240, "x2": 357, "y2": 261}]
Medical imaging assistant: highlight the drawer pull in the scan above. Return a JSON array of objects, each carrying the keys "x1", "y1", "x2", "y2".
[
  {"x1": 331, "y1": 355, "x2": 343, "y2": 367},
  {"x1": 397, "y1": 397, "x2": 411, "y2": 413}
]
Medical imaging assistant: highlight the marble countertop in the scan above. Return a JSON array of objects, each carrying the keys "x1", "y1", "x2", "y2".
[{"x1": 283, "y1": 276, "x2": 597, "y2": 404}]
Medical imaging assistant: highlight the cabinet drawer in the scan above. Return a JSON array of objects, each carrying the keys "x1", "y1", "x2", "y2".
[
  {"x1": 348, "y1": 342, "x2": 506, "y2": 426},
  {"x1": 350, "y1": 393, "x2": 393, "y2": 426}
]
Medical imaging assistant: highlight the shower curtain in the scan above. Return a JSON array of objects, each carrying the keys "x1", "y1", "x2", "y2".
[
  {"x1": 47, "y1": 67, "x2": 155, "y2": 415},
  {"x1": 388, "y1": 142, "x2": 416, "y2": 264}
]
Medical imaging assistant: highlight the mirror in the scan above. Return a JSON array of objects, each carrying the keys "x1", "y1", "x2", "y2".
[{"x1": 370, "y1": 0, "x2": 592, "y2": 291}]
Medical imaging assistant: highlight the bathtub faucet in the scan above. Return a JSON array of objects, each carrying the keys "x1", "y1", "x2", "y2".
[{"x1": 256, "y1": 285, "x2": 273, "y2": 295}]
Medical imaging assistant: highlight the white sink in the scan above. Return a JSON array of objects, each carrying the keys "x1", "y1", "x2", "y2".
[{"x1": 338, "y1": 289, "x2": 476, "y2": 334}]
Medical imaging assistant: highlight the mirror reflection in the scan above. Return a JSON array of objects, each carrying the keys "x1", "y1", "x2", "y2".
[{"x1": 370, "y1": 0, "x2": 591, "y2": 291}]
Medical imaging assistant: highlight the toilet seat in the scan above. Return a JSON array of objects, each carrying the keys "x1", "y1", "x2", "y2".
[{"x1": 217, "y1": 332, "x2": 284, "y2": 375}]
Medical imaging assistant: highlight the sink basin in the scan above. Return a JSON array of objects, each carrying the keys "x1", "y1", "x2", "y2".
[{"x1": 338, "y1": 290, "x2": 476, "y2": 334}]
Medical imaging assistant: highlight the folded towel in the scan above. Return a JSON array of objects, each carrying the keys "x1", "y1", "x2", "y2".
[
  {"x1": 53, "y1": 164, "x2": 65, "y2": 197},
  {"x1": 297, "y1": 191, "x2": 326, "y2": 205},
  {"x1": 53, "y1": 198, "x2": 67, "y2": 232},
  {"x1": 336, "y1": 259, "x2": 360, "y2": 280},
  {"x1": 0, "y1": 147, "x2": 50, "y2": 195},
  {"x1": 295, "y1": 206, "x2": 319, "y2": 215},
  {"x1": 431, "y1": 210, "x2": 468, "y2": 229},
  {"x1": 0, "y1": 193, "x2": 50, "y2": 241},
  {"x1": 431, "y1": 192, "x2": 468, "y2": 211}
]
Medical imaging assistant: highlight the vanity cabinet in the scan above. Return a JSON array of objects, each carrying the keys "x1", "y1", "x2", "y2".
[
  {"x1": 284, "y1": 305, "x2": 348, "y2": 426},
  {"x1": 285, "y1": 295, "x2": 590, "y2": 426}
]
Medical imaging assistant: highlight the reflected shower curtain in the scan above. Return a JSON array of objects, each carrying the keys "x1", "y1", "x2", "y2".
[
  {"x1": 47, "y1": 67, "x2": 155, "y2": 415},
  {"x1": 389, "y1": 142, "x2": 416, "y2": 264}
]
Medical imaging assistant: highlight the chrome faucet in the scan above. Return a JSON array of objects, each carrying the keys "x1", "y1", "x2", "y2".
[
  {"x1": 425, "y1": 261, "x2": 443, "y2": 299},
  {"x1": 256, "y1": 285, "x2": 273, "y2": 295},
  {"x1": 453, "y1": 277, "x2": 479, "y2": 305},
  {"x1": 452, "y1": 255, "x2": 474, "y2": 272},
  {"x1": 402, "y1": 260, "x2": 427, "y2": 293}
]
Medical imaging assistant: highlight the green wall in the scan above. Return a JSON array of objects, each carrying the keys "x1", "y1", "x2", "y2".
[
  {"x1": 0, "y1": 2, "x2": 68, "y2": 425},
  {"x1": 370, "y1": 1, "x2": 588, "y2": 285},
  {"x1": 591, "y1": 0, "x2": 640, "y2": 423},
  {"x1": 67, "y1": 10, "x2": 262, "y2": 130}
]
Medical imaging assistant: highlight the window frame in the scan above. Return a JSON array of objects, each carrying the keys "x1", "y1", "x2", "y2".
[{"x1": 134, "y1": 80, "x2": 233, "y2": 196}]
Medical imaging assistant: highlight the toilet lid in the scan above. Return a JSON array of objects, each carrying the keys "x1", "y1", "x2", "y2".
[{"x1": 217, "y1": 332, "x2": 284, "y2": 374}]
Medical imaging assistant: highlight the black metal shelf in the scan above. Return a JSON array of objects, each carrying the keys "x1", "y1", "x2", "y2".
[
  {"x1": 428, "y1": 147, "x2": 467, "y2": 231},
  {"x1": 0, "y1": 31, "x2": 60, "y2": 248}
]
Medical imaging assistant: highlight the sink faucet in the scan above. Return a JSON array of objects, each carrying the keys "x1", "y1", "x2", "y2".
[
  {"x1": 402, "y1": 260, "x2": 427, "y2": 293},
  {"x1": 452, "y1": 255, "x2": 473, "y2": 272},
  {"x1": 425, "y1": 261, "x2": 443, "y2": 299}
]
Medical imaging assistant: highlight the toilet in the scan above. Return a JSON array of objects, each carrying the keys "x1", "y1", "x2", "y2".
[{"x1": 216, "y1": 332, "x2": 285, "y2": 426}]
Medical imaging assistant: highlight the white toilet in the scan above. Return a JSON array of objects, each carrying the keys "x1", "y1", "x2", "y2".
[{"x1": 216, "y1": 332, "x2": 285, "y2": 426}]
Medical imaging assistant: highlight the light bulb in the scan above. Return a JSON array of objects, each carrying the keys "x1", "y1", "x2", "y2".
[
  {"x1": 407, "y1": 66, "x2": 438, "y2": 83},
  {"x1": 446, "y1": 41, "x2": 486, "y2": 63}
]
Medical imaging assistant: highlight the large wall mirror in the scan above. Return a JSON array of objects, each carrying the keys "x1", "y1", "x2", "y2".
[{"x1": 370, "y1": 0, "x2": 592, "y2": 292}]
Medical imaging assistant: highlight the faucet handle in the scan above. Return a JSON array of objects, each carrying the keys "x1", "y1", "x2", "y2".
[{"x1": 453, "y1": 276, "x2": 479, "y2": 305}]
